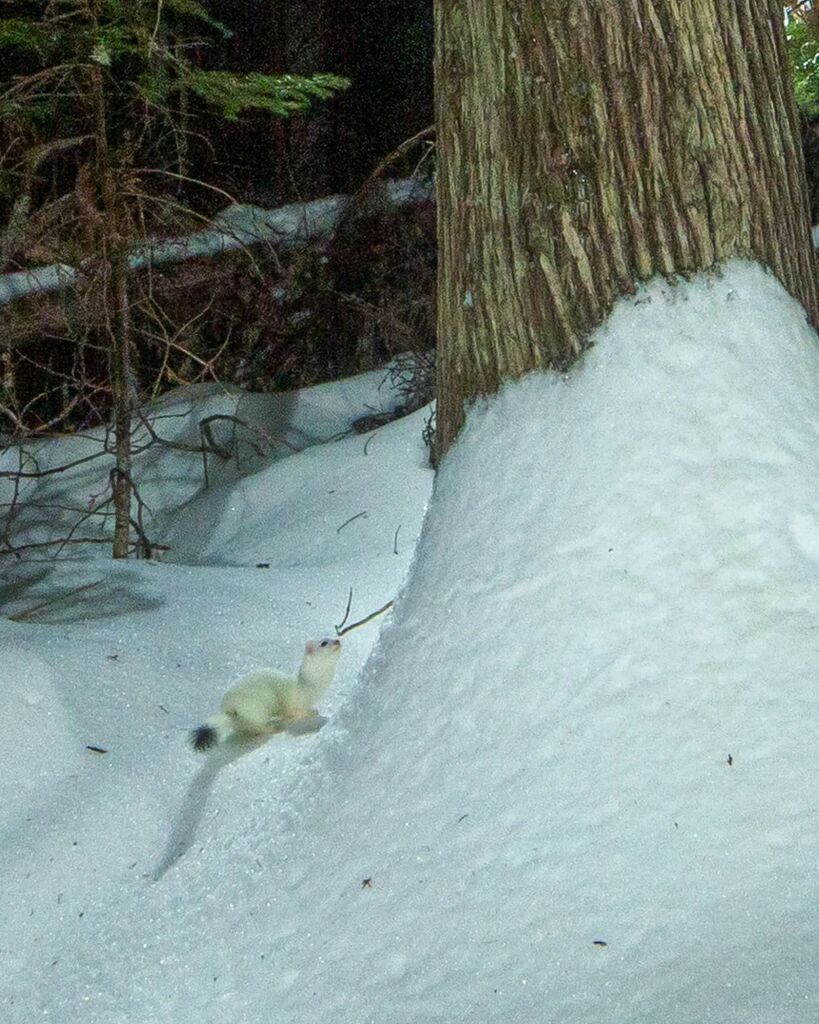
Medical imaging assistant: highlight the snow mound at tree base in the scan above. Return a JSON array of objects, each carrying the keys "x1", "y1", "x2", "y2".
[
  {"x1": 261, "y1": 260, "x2": 819, "y2": 1024},
  {"x1": 22, "y1": 260, "x2": 819, "y2": 1024}
]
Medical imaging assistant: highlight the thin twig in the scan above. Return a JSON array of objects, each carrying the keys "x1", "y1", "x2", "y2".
[
  {"x1": 336, "y1": 600, "x2": 395, "y2": 637},
  {"x1": 336, "y1": 511, "x2": 368, "y2": 534},
  {"x1": 353, "y1": 125, "x2": 435, "y2": 200},
  {"x1": 0, "y1": 537, "x2": 113, "y2": 557},
  {"x1": 0, "y1": 445, "x2": 111, "y2": 480},
  {"x1": 336, "y1": 587, "x2": 354, "y2": 632}
]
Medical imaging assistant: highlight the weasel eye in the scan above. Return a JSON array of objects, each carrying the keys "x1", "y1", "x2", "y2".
[{"x1": 320, "y1": 639, "x2": 330, "y2": 648}]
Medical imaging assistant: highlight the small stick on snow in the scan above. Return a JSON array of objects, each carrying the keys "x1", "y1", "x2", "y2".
[
  {"x1": 336, "y1": 599, "x2": 394, "y2": 637},
  {"x1": 336, "y1": 587, "x2": 354, "y2": 632},
  {"x1": 336, "y1": 512, "x2": 368, "y2": 533}
]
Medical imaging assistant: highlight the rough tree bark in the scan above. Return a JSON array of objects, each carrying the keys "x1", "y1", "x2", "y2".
[
  {"x1": 88, "y1": 0, "x2": 132, "y2": 559},
  {"x1": 434, "y1": 0, "x2": 818, "y2": 456}
]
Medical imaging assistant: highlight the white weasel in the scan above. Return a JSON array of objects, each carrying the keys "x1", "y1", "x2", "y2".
[{"x1": 190, "y1": 637, "x2": 341, "y2": 751}]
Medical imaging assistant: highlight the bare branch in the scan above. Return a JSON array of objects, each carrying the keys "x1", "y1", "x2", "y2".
[{"x1": 335, "y1": 598, "x2": 394, "y2": 637}]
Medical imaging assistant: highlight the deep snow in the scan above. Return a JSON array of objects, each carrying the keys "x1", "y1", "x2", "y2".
[{"x1": 2, "y1": 260, "x2": 819, "y2": 1023}]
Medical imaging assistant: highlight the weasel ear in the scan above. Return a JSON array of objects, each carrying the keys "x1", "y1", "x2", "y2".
[{"x1": 305, "y1": 642, "x2": 316, "y2": 656}]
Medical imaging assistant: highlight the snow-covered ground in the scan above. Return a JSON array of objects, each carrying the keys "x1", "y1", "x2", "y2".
[{"x1": 2, "y1": 259, "x2": 819, "y2": 1023}]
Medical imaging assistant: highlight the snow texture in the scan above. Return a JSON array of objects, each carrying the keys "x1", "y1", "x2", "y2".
[
  {"x1": 0, "y1": 364, "x2": 414, "y2": 560},
  {"x1": 2, "y1": 259, "x2": 819, "y2": 1023}
]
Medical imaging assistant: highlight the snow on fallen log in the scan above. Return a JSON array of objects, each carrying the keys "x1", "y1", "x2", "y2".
[
  {"x1": 0, "y1": 263, "x2": 78, "y2": 304},
  {"x1": 0, "y1": 177, "x2": 433, "y2": 307}
]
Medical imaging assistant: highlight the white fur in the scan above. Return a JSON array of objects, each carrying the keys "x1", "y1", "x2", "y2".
[{"x1": 192, "y1": 638, "x2": 341, "y2": 749}]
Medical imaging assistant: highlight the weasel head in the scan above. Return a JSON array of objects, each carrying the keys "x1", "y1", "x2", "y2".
[
  {"x1": 305, "y1": 637, "x2": 341, "y2": 659},
  {"x1": 299, "y1": 637, "x2": 342, "y2": 695}
]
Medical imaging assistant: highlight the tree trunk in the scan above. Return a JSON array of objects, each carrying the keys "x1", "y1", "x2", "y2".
[
  {"x1": 274, "y1": 0, "x2": 345, "y2": 199},
  {"x1": 107, "y1": 243, "x2": 133, "y2": 560},
  {"x1": 434, "y1": 0, "x2": 817, "y2": 456},
  {"x1": 88, "y1": 26, "x2": 132, "y2": 559}
]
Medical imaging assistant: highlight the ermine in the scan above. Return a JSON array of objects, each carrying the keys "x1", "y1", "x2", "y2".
[{"x1": 190, "y1": 637, "x2": 341, "y2": 752}]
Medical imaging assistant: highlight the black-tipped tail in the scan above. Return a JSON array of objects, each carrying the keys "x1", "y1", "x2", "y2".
[{"x1": 190, "y1": 724, "x2": 218, "y2": 752}]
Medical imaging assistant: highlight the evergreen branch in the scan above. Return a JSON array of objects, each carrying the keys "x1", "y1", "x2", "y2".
[
  {"x1": 184, "y1": 69, "x2": 350, "y2": 120},
  {"x1": 162, "y1": 0, "x2": 232, "y2": 38}
]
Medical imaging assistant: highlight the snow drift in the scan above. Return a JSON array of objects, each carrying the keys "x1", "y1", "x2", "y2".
[{"x1": 3, "y1": 260, "x2": 819, "y2": 1024}]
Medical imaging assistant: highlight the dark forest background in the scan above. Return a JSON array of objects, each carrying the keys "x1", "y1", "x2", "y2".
[
  {"x1": 2, "y1": 1, "x2": 819, "y2": 442},
  {"x1": 0, "y1": 0, "x2": 435, "y2": 441},
  {"x1": 2, "y1": 2, "x2": 819, "y2": 559},
  {"x1": 204, "y1": 0, "x2": 433, "y2": 202}
]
